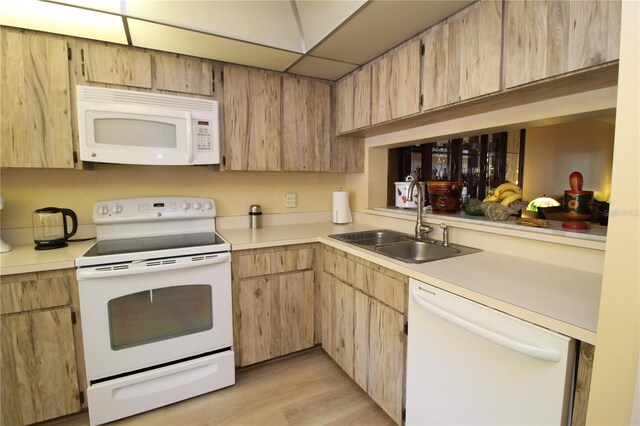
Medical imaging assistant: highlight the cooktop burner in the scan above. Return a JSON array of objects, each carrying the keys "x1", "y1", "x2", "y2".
[{"x1": 83, "y1": 232, "x2": 225, "y2": 257}]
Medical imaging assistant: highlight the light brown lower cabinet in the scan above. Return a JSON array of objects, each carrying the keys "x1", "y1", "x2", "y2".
[
  {"x1": 0, "y1": 269, "x2": 85, "y2": 426},
  {"x1": 322, "y1": 246, "x2": 407, "y2": 424},
  {"x1": 232, "y1": 244, "x2": 319, "y2": 367}
]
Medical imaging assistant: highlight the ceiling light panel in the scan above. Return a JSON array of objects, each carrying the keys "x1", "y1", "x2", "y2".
[
  {"x1": 294, "y1": 0, "x2": 367, "y2": 51},
  {"x1": 45, "y1": 0, "x2": 123, "y2": 14},
  {"x1": 127, "y1": 19, "x2": 301, "y2": 72},
  {"x1": 311, "y1": 0, "x2": 473, "y2": 64},
  {"x1": 0, "y1": 0, "x2": 127, "y2": 44},
  {"x1": 124, "y1": 1, "x2": 303, "y2": 53},
  {"x1": 287, "y1": 56, "x2": 358, "y2": 81}
]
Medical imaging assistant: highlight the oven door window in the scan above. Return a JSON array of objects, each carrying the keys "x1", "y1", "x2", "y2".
[{"x1": 108, "y1": 285, "x2": 212, "y2": 350}]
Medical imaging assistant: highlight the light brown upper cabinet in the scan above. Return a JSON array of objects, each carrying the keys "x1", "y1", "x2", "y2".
[
  {"x1": 1, "y1": 28, "x2": 76, "y2": 169},
  {"x1": 336, "y1": 65, "x2": 372, "y2": 134},
  {"x1": 371, "y1": 38, "x2": 422, "y2": 125},
  {"x1": 282, "y1": 75, "x2": 331, "y2": 172},
  {"x1": 504, "y1": 0, "x2": 621, "y2": 88},
  {"x1": 79, "y1": 43, "x2": 152, "y2": 89},
  {"x1": 223, "y1": 64, "x2": 281, "y2": 171},
  {"x1": 155, "y1": 55, "x2": 214, "y2": 96},
  {"x1": 422, "y1": 0, "x2": 502, "y2": 110}
]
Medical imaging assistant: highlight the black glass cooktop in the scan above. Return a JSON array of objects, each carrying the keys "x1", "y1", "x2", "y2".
[{"x1": 83, "y1": 232, "x2": 225, "y2": 257}]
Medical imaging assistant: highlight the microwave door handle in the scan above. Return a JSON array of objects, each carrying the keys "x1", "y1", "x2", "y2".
[{"x1": 185, "y1": 112, "x2": 193, "y2": 164}]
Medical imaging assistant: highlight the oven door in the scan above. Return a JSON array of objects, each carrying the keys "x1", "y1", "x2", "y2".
[{"x1": 77, "y1": 252, "x2": 232, "y2": 381}]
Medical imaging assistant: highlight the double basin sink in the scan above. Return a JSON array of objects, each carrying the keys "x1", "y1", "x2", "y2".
[{"x1": 329, "y1": 229, "x2": 480, "y2": 264}]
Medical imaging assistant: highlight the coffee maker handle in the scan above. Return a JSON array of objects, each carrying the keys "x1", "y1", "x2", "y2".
[{"x1": 60, "y1": 208, "x2": 78, "y2": 239}]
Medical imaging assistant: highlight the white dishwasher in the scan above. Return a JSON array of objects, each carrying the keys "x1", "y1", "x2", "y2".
[{"x1": 406, "y1": 278, "x2": 576, "y2": 425}]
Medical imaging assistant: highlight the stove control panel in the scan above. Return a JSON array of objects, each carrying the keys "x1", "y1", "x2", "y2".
[{"x1": 94, "y1": 197, "x2": 217, "y2": 223}]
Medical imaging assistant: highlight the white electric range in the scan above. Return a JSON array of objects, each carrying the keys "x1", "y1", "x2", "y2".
[{"x1": 76, "y1": 197, "x2": 234, "y2": 425}]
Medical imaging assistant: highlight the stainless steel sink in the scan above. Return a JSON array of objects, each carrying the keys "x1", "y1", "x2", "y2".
[
  {"x1": 329, "y1": 230, "x2": 411, "y2": 246},
  {"x1": 329, "y1": 230, "x2": 480, "y2": 264}
]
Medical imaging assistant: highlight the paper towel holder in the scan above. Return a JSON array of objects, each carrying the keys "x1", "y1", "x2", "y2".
[{"x1": 332, "y1": 188, "x2": 352, "y2": 225}]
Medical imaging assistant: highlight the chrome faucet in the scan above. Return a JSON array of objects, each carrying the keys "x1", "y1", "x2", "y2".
[
  {"x1": 440, "y1": 223, "x2": 449, "y2": 247},
  {"x1": 407, "y1": 180, "x2": 433, "y2": 239}
]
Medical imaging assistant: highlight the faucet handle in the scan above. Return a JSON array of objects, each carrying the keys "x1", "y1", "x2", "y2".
[{"x1": 440, "y1": 223, "x2": 447, "y2": 230}]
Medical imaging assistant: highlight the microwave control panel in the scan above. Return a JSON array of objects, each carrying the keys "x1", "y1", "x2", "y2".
[{"x1": 194, "y1": 120, "x2": 212, "y2": 151}]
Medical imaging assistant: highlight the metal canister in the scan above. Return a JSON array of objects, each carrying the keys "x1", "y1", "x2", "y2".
[{"x1": 249, "y1": 205, "x2": 262, "y2": 229}]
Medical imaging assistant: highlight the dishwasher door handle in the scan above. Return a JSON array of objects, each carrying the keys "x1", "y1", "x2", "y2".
[{"x1": 411, "y1": 289, "x2": 561, "y2": 363}]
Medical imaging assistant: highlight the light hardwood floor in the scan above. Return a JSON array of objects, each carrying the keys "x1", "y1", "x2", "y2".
[{"x1": 47, "y1": 347, "x2": 396, "y2": 426}]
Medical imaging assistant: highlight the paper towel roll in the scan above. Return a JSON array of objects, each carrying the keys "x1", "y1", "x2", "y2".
[{"x1": 333, "y1": 190, "x2": 352, "y2": 224}]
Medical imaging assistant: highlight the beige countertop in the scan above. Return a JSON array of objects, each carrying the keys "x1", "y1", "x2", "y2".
[
  {"x1": 0, "y1": 240, "x2": 94, "y2": 275},
  {"x1": 0, "y1": 222, "x2": 601, "y2": 344},
  {"x1": 224, "y1": 222, "x2": 601, "y2": 345}
]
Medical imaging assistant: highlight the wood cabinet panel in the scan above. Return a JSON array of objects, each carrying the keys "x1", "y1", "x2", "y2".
[
  {"x1": 1, "y1": 275, "x2": 71, "y2": 315},
  {"x1": 371, "y1": 38, "x2": 421, "y2": 125},
  {"x1": 282, "y1": 76, "x2": 331, "y2": 172},
  {"x1": 572, "y1": 342, "x2": 595, "y2": 426},
  {"x1": 236, "y1": 246, "x2": 314, "y2": 279},
  {"x1": 367, "y1": 299, "x2": 405, "y2": 424},
  {"x1": 1, "y1": 307, "x2": 80, "y2": 425},
  {"x1": 422, "y1": 0, "x2": 502, "y2": 110},
  {"x1": 336, "y1": 65, "x2": 371, "y2": 134},
  {"x1": 233, "y1": 245, "x2": 317, "y2": 367},
  {"x1": 1, "y1": 28, "x2": 74, "y2": 169},
  {"x1": 223, "y1": 64, "x2": 281, "y2": 171},
  {"x1": 81, "y1": 43, "x2": 152, "y2": 88},
  {"x1": 504, "y1": 0, "x2": 621, "y2": 88},
  {"x1": 330, "y1": 136, "x2": 364, "y2": 173},
  {"x1": 237, "y1": 271, "x2": 314, "y2": 366},
  {"x1": 322, "y1": 246, "x2": 406, "y2": 424},
  {"x1": 155, "y1": 55, "x2": 212, "y2": 96}
]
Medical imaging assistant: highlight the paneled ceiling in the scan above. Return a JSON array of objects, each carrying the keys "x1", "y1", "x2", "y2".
[{"x1": 0, "y1": 0, "x2": 473, "y2": 81}]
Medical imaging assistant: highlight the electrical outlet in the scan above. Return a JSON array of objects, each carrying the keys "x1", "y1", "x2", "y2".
[{"x1": 285, "y1": 192, "x2": 297, "y2": 208}]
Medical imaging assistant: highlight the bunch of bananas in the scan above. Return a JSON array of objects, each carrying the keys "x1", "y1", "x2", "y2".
[{"x1": 483, "y1": 182, "x2": 523, "y2": 206}]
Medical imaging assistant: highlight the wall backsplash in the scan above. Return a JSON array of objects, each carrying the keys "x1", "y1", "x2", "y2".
[{"x1": 0, "y1": 164, "x2": 345, "y2": 229}]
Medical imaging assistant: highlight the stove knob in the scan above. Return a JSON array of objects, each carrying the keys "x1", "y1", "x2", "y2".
[
  {"x1": 109, "y1": 204, "x2": 121, "y2": 214},
  {"x1": 181, "y1": 201, "x2": 190, "y2": 210},
  {"x1": 191, "y1": 201, "x2": 202, "y2": 210},
  {"x1": 97, "y1": 205, "x2": 109, "y2": 215},
  {"x1": 116, "y1": 204, "x2": 123, "y2": 213},
  {"x1": 203, "y1": 201, "x2": 213, "y2": 210}
]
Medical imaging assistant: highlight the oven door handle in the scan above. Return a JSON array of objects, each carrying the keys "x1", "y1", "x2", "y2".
[{"x1": 77, "y1": 252, "x2": 230, "y2": 279}]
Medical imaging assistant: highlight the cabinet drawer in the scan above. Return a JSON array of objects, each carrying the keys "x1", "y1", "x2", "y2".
[
  {"x1": 1, "y1": 273, "x2": 71, "y2": 315},
  {"x1": 323, "y1": 246, "x2": 407, "y2": 313},
  {"x1": 236, "y1": 247, "x2": 314, "y2": 279}
]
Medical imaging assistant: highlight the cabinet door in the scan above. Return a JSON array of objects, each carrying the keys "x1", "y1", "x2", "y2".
[
  {"x1": 155, "y1": 55, "x2": 213, "y2": 96},
  {"x1": 336, "y1": 65, "x2": 371, "y2": 134},
  {"x1": 322, "y1": 273, "x2": 355, "y2": 376},
  {"x1": 1, "y1": 308, "x2": 80, "y2": 425},
  {"x1": 504, "y1": 0, "x2": 621, "y2": 88},
  {"x1": 238, "y1": 271, "x2": 314, "y2": 366},
  {"x1": 223, "y1": 65, "x2": 281, "y2": 171},
  {"x1": 371, "y1": 38, "x2": 421, "y2": 125},
  {"x1": 330, "y1": 136, "x2": 364, "y2": 173},
  {"x1": 367, "y1": 298, "x2": 405, "y2": 424},
  {"x1": 422, "y1": 0, "x2": 502, "y2": 110},
  {"x1": 80, "y1": 43, "x2": 152, "y2": 88},
  {"x1": 1, "y1": 28, "x2": 74, "y2": 168},
  {"x1": 282, "y1": 76, "x2": 331, "y2": 172}
]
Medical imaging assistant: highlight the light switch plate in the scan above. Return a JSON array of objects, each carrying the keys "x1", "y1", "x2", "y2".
[{"x1": 285, "y1": 192, "x2": 297, "y2": 208}]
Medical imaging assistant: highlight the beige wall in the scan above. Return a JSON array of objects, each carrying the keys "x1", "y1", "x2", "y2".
[
  {"x1": 587, "y1": 1, "x2": 640, "y2": 423},
  {"x1": 0, "y1": 165, "x2": 345, "y2": 229},
  {"x1": 523, "y1": 119, "x2": 615, "y2": 202}
]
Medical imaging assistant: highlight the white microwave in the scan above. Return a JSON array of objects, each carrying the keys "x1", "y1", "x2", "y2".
[{"x1": 76, "y1": 85, "x2": 219, "y2": 166}]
